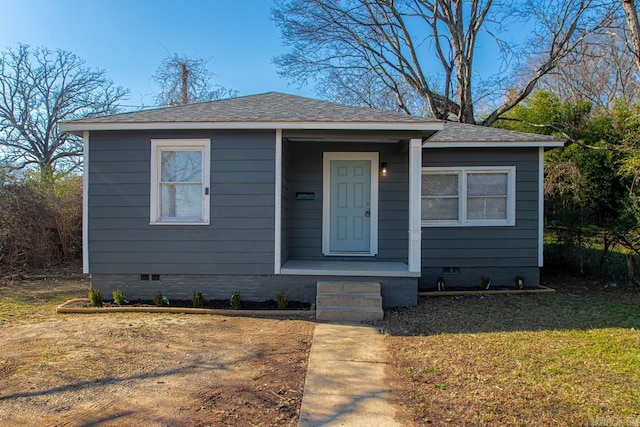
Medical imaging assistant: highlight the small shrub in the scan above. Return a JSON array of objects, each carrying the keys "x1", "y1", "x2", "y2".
[
  {"x1": 230, "y1": 291, "x2": 241, "y2": 310},
  {"x1": 436, "y1": 276, "x2": 446, "y2": 291},
  {"x1": 112, "y1": 289, "x2": 126, "y2": 305},
  {"x1": 88, "y1": 288, "x2": 103, "y2": 307},
  {"x1": 514, "y1": 275, "x2": 525, "y2": 289},
  {"x1": 192, "y1": 291, "x2": 204, "y2": 308},
  {"x1": 276, "y1": 291, "x2": 288, "y2": 310},
  {"x1": 480, "y1": 275, "x2": 491, "y2": 290},
  {"x1": 153, "y1": 292, "x2": 169, "y2": 307}
]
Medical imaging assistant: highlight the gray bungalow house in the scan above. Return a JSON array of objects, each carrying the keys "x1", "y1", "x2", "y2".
[{"x1": 60, "y1": 92, "x2": 563, "y2": 309}]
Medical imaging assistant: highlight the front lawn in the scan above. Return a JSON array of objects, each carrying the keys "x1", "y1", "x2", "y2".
[
  {"x1": 377, "y1": 276, "x2": 640, "y2": 426},
  {"x1": 0, "y1": 277, "x2": 314, "y2": 426},
  {"x1": 0, "y1": 276, "x2": 88, "y2": 326}
]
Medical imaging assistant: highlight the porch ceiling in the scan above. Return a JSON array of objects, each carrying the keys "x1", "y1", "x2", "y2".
[{"x1": 282, "y1": 129, "x2": 438, "y2": 143}]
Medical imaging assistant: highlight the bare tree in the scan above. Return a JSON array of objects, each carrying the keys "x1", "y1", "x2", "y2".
[
  {"x1": 318, "y1": 69, "x2": 430, "y2": 115},
  {"x1": 153, "y1": 54, "x2": 238, "y2": 106},
  {"x1": 0, "y1": 44, "x2": 128, "y2": 181},
  {"x1": 536, "y1": 30, "x2": 640, "y2": 109},
  {"x1": 273, "y1": 0, "x2": 614, "y2": 125}
]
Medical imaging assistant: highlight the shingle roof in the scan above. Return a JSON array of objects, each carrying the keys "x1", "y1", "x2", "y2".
[
  {"x1": 65, "y1": 91, "x2": 439, "y2": 124},
  {"x1": 430, "y1": 121, "x2": 563, "y2": 143},
  {"x1": 59, "y1": 91, "x2": 564, "y2": 147}
]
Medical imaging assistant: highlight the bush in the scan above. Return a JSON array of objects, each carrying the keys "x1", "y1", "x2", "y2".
[
  {"x1": 112, "y1": 289, "x2": 126, "y2": 305},
  {"x1": 153, "y1": 292, "x2": 169, "y2": 307},
  {"x1": 276, "y1": 291, "x2": 288, "y2": 310},
  {"x1": 192, "y1": 291, "x2": 204, "y2": 308},
  {"x1": 480, "y1": 275, "x2": 491, "y2": 290},
  {"x1": 230, "y1": 291, "x2": 241, "y2": 310},
  {"x1": 0, "y1": 176, "x2": 82, "y2": 269},
  {"x1": 88, "y1": 288, "x2": 103, "y2": 307}
]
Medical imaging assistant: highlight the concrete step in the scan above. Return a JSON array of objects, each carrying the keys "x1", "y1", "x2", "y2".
[
  {"x1": 316, "y1": 281, "x2": 384, "y2": 322},
  {"x1": 317, "y1": 281, "x2": 381, "y2": 294},
  {"x1": 316, "y1": 307, "x2": 384, "y2": 322},
  {"x1": 316, "y1": 294, "x2": 382, "y2": 308}
]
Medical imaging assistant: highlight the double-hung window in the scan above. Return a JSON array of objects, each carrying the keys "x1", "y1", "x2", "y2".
[
  {"x1": 421, "y1": 166, "x2": 515, "y2": 227},
  {"x1": 150, "y1": 139, "x2": 211, "y2": 225}
]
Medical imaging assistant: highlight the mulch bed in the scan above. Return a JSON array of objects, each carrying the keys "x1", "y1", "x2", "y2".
[{"x1": 65, "y1": 298, "x2": 312, "y2": 310}]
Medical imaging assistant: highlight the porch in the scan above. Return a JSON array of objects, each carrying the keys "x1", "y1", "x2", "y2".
[
  {"x1": 280, "y1": 259, "x2": 421, "y2": 277},
  {"x1": 275, "y1": 130, "x2": 431, "y2": 278}
]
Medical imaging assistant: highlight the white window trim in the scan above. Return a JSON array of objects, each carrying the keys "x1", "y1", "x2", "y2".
[
  {"x1": 421, "y1": 166, "x2": 516, "y2": 227},
  {"x1": 150, "y1": 139, "x2": 211, "y2": 225}
]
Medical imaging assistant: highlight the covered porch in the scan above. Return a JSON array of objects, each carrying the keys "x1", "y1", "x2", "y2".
[{"x1": 274, "y1": 128, "x2": 439, "y2": 279}]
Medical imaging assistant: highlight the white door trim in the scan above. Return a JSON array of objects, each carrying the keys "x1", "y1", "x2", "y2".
[{"x1": 322, "y1": 152, "x2": 379, "y2": 256}]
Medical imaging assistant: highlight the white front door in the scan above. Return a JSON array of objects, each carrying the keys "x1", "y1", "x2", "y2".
[{"x1": 323, "y1": 152, "x2": 378, "y2": 256}]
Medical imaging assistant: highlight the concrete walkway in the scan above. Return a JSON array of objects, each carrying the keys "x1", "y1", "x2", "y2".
[{"x1": 298, "y1": 323, "x2": 401, "y2": 427}]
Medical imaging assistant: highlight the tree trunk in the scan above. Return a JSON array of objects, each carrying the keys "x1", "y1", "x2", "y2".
[
  {"x1": 622, "y1": 0, "x2": 640, "y2": 70},
  {"x1": 39, "y1": 163, "x2": 55, "y2": 188},
  {"x1": 180, "y1": 63, "x2": 189, "y2": 105},
  {"x1": 456, "y1": 57, "x2": 475, "y2": 124}
]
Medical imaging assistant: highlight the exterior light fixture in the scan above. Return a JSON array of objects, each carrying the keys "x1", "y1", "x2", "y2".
[{"x1": 380, "y1": 162, "x2": 389, "y2": 177}]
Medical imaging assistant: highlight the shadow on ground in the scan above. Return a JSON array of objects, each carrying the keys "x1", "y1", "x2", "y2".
[{"x1": 375, "y1": 276, "x2": 640, "y2": 336}]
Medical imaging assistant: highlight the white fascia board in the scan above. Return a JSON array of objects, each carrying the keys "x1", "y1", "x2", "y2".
[
  {"x1": 423, "y1": 140, "x2": 565, "y2": 148},
  {"x1": 59, "y1": 121, "x2": 444, "y2": 133}
]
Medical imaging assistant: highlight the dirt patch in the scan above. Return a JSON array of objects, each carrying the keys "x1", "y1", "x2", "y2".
[{"x1": 0, "y1": 278, "x2": 316, "y2": 426}]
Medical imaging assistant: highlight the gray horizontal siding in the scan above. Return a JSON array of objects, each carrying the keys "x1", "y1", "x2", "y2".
[
  {"x1": 421, "y1": 147, "x2": 540, "y2": 287},
  {"x1": 281, "y1": 139, "x2": 291, "y2": 263},
  {"x1": 88, "y1": 130, "x2": 276, "y2": 275}
]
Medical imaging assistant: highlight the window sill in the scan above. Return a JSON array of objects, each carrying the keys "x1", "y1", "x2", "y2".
[
  {"x1": 422, "y1": 221, "x2": 514, "y2": 228},
  {"x1": 149, "y1": 221, "x2": 210, "y2": 226}
]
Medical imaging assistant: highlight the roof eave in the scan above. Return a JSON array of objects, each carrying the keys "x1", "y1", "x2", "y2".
[
  {"x1": 423, "y1": 140, "x2": 565, "y2": 148},
  {"x1": 59, "y1": 121, "x2": 444, "y2": 135}
]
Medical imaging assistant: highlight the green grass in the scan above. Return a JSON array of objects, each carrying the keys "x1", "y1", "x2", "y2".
[
  {"x1": 377, "y1": 283, "x2": 640, "y2": 426},
  {"x1": 544, "y1": 242, "x2": 629, "y2": 283},
  {"x1": 0, "y1": 279, "x2": 88, "y2": 326}
]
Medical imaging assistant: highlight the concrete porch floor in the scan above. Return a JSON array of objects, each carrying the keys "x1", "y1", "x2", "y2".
[{"x1": 280, "y1": 260, "x2": 421, "y2": 278}]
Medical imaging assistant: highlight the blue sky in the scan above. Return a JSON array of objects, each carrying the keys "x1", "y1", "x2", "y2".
[
  {"x1": 0, "y1": 0, "x2": 519, "y2": 110},
  {"x1": 0, "y1": 0, "x2": 315, "y2": 108}
]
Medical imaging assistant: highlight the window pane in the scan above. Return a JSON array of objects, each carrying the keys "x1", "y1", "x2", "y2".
[
  {"x1": 160, "y1": 184, "x2": 202, "y2": 220},
  {"x1": 422, "y1": 197, "x2": 459, "y2": 221},
  {"x1": 161, "y1": 151, "x2": 202, "y2": 183},
  {"x1": 422, "y1": 174, "x2": 458, "y2": 196},
  {"x1": 467, "y1": 173, "x2": 507, "y2": 196},
  {"x1": 467, "y1": 197, "x2": 507, "y2": 220}
]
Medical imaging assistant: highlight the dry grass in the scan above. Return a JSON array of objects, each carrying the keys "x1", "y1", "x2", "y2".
[
  {"x1": 0, "y1": 277, "x2": 89, "y2": 326},
  {"x1": 376, "y1": 278, "x2": 640, "y2": 426},
  {"x1": 0, "y1": 278, "x2": 314, "y2": 426}
]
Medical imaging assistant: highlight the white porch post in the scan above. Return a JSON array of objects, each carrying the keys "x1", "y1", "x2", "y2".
[
  {"x1": 82, "y1": 131, "x2": 90, "y2": 274},
  {"x1": 408, "y1": 138, "x2": 422, "y2": 273},
  {"x1": 538, "y1": 146, "x2": 544, "y2": 267},
  {"x1": 274, "y1": 129, "x2": 283, "y2": 274}
]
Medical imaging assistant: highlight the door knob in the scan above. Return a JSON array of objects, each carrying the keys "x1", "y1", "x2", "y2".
[{"x1": 365, "y1": 209, "x2": 370, "y2": 217}]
